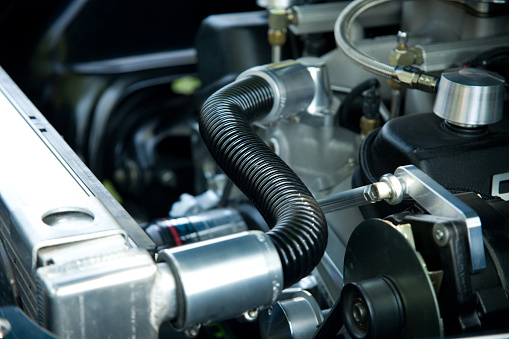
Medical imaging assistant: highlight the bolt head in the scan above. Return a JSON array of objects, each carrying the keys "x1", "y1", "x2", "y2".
[
  {"x1": 352, "y1": 300, "x2": 369, "y2": 326},
  {"x1": 432, "y1": 224, "x2": 449, "y2": 247},
  {"x1": 396, "y1": 31, "x2": 408, "y2": 45}
]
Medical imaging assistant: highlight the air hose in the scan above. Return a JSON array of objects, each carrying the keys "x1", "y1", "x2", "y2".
[{"x1": 199, "y1": 61, "x2": 327, "y2": 287}]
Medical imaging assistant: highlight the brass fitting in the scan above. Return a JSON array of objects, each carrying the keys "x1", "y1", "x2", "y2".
[
  {"x1": 268, "y1": 8, "x2": 289, "y2": 47},
  {"x1": 268, "y1": 29, "x2": 287, "y2": 46},
  {"x1": 360, "y1": 116, "x2": 382, "y2": 137},
  {"x1": 388, "y1": 31, "x2": 425, "y2": 90},
  {"x1": 388, "y1": 31, "x2": 424, "y2": 67},
  {"x1": 389, "y1": 46, "x2": 424, "y2": 68},
  {"x1": 392, "y1": 66, "x2": 440, "y2": 93}
]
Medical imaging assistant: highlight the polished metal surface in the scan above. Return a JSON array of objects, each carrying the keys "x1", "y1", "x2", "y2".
[
  {"x1": 11, "y1": 197, "x2": 127, "y2": 271},
  {"x1": 318, "y1": 186, "x2": 374, "y2": 214},
  {"x1": 261, "y1": 289, "x2": 324, "y2": 339},
  {"x1": 401, "y1": 1, "x2": 509, "y2": 41},
  {"x1": 36, "y1": 249, "x2": 175, "y2": 338},
  {"x1": 0, "y1": 73, "x2": 135, "y2": 321},
  {"x1": 238, "y1": 60, "x2": 315, "y2": 124},
  {"x1": 491, "y1": 172, "x2": 509, "y2": 201},
  {"x1": 378, "y1": 173, "x2": 403, "y2": 204},
  {"x1": 260, "y1": 118, "x2": 358, "y2": 196},
  {"x1": 420, "y1": 37, "x2": 509, "y2": 72},
  {"x1": 272, "y1": 45, "x2": 282, "y2": 63},
  {"x1": 158, "y1": 231, "x2": 283, "y2": 331},
  {"x1": 0, "y1": 67, "x2": 162, "y2": 337},
  {"x1": 299, "y1": 57, "x2": 338, "y2": 121},
  {"x1": 317, "y1": 180, "x2": 394, "y2": 213},
  {"x1": 395, "y1": 165, "x2": 486, "y2": 273},
  {"x1": 344, "y1": 219, "x2": 442, "y2": 338},
  {"x1": 289, "y1": 2, "x2": 401, "y2": 35},
  {"x1": 433, "y1": 68, "x2": 505, "y2": 127}
]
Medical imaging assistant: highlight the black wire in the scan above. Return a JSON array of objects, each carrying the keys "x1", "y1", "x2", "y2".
[
  {"x1": 337, "y1": 78, "x2": 380, "y2": 132},
  {"x1": 464, "y1": 46, "x2": 509, "y2": 68}
]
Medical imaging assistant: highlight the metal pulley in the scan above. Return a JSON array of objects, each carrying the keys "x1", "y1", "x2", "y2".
[{"x1": 342, "y1": 219, "x2": 443, "y2": 338}]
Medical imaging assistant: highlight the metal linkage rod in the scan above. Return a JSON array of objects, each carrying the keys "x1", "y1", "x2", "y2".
[
  {"x1": 317, "y1": 175, "x2": 403, "y2": 214},
  {"x1": 318, "y1": 186, "x2": 376, "y2": 213}
]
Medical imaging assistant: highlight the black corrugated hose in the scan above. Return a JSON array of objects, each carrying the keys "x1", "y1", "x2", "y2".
[{"x1": 199, "y1": 75, "x2": 327, "y2": 288}]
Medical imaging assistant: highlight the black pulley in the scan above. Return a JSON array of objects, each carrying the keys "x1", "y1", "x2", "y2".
[{"x1": 339, "y1": 277, "x2": 404, "y2": 339}]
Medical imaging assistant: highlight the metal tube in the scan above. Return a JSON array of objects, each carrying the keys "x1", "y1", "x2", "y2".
[
  {"x1": 334, "y1": 0, "x2": 439, "y2": 92},
  {"x1": 390, "y1": 89, "x2": 402, "y2": 119},
  {"x1": 318, "y1": 177, "x2": 399, "y2": 214},
  {"x1": 318, "y1": 186, "x2": 372, "y2": 213},
  {"x1": 334, "y1": 0, "x2": 395, "y2": 78},
  {"x1": 272, "y1": 45, "x2": 282, "y2": 63}
]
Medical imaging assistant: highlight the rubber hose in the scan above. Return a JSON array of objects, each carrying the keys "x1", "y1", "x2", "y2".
[
  {"x1": 338, "y1": 78, "x2": 379, "y2": 130},
  {"x1": 199, "y1": 76, "x2": 328, "y2": 287}
]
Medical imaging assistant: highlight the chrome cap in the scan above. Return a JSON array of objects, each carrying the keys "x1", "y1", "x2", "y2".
[{"x1": 433, "y1": 68, "x2": 505, "y2": 127}]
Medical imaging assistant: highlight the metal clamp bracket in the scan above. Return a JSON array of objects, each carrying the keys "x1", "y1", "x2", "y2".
[
  {"x1": 393, "y1": 165, "x2": 486, "y2": 273},
  {"x1": 318, "y1": 165, "x2": 486, "y2": 273}
]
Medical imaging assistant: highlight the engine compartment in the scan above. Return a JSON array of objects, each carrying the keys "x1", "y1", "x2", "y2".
[{"x1": 0, "y1": 0, "x2": 508, "y2": 338}]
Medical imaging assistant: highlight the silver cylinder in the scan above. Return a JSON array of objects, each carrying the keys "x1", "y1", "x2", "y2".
[
  {"x1": 433, "y1": 68, "x2": 505, "y2": 127},
  {"x1": 158, "y1": 231, "x2": 283, "y2": 331},
  {"x1": 238, "y1": 60, "x2": 315, "y2": 124},
  {"x1": 260, "y1": 290, "x2": 324, "y2": 339}
]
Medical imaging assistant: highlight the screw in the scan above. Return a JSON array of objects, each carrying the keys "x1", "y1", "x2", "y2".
[
  {"x1": 433, "y1": 224, "x2": 449, "y2": 247},
  {"x1": 397, "y1": 31, "x2": 408, "y2": 45},
  {"x1": 435, "y1": 229, "x2": 445, "y2": 241},
  {"x1": 243, "y1": 308, "x2": 259, "y2": 322},
  {"x1": 185, "y1": 324, "x2": 201, "y2": 338},
  {"x1": 159, "y1": 170, "x2": 177, "y2": 188}
]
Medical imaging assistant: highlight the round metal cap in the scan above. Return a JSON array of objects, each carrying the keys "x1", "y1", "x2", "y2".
[{"x1": 433, "y1": 68, "x2": 505, "y2": 127}]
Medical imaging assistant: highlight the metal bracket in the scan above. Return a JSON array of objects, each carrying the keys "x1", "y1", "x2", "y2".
[
  {"x1": 317, "y1": 164, "x2": 486, "y2": 273},
  {"x1": 393, "y1": 165, "x2": 486, "y2": 273}
]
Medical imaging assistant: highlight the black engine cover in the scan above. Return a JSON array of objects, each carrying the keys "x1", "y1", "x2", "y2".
[{"x1": 358, "y1": 112, "x2": 509, "y2": 198}]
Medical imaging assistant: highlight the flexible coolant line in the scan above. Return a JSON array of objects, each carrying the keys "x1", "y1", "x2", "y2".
[
  {"x1": 199, "y1": 76, "x2": 327, "y2": 288},
  {"x1": 334, "y1": 0, "x2": 400, "y2": 78}
]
